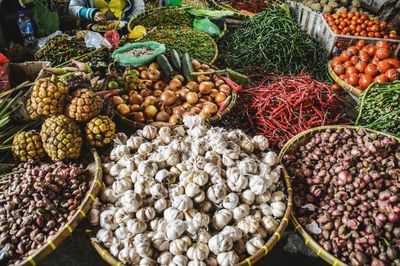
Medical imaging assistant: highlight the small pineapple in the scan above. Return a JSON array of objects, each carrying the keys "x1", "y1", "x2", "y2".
[
  {"x1": 66, "y1": 89, "x2": 103, "y2": 122},
  {"x1": 84, "y1": 116, "x2": 116, "y2": 148},
  {"x1": 40, "y1": 115, "x2": 82, "y2": 161},
  {"x1": 28, "y1": 76, "x2": 67, "y2": 119},
  {"x1": 12, "y1": 130, "x2": 46, "y2": 161}
]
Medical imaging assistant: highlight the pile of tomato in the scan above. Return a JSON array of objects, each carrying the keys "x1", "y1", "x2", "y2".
[
  {"x1": 324, "y1": 11, "x2": 398, "y2": 39},
  {"x1": 331, "y1": 40, "x2": 400, "y2": 90}
]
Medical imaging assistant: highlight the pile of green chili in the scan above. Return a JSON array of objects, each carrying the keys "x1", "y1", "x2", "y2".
[
  {"x1": 218, "y1": 5, "x2": 327, "y2": 80},
  {"x1": 133, "y1": 8, "x2": 193, "y2": 28},
  {"x1": 356, "y1": 82, "x2": 400, "y2": 137},
  {"x1": 141, "y1": 26, "x2": 216, "y2": 63}
]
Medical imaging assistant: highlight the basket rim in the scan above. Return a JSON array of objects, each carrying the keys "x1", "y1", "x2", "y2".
[
  {"x1": 278, "y1": 125, "x2": 400, "y2": 266},
  {"x1": 86, "y1": 165, "x2": 292, "y2": 266},
  {"x1": 17, "y1": 149, "x2": 103, "y2": 266},
  {"x1": 327, "y1": 60, "x2": 362, "y2": 97}
]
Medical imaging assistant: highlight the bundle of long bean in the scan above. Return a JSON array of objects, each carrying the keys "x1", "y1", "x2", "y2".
[
  {"x1": 356, "y1": 82, "x2": 400, "y2": 137},
  {"x1": 218, "y1": 5, "x2": 327, "y2": 80},
  {"x1": 246, "y1": 74, "x2": 346, "y2": 148}
]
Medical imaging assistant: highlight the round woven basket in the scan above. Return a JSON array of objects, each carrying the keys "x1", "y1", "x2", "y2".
[
  {"x1": 16, "y1": 149, "x2": 103, "y2": 266},
  {"x1": 86, "y1": 167, "x2": 292, "y2": 266},
  {"x1": 128, "y1": 7, "x2": 228, "y2": 41},
  {"x1": 278, "y1": 125, "x2": 400, "y2": 266},
  {"x1": 328, "y1": 61, "x2": 362, "y2": 98}
]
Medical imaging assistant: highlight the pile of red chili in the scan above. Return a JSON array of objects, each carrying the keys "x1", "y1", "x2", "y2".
[
  {"x1": 246, "y1": 74, "x2": 346, "y2": 148},
  {"x1": 225, "y1": 0, "x2": 269, "y2": 14}
]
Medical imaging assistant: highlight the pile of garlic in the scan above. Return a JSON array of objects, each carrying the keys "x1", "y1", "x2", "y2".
[{"x1": 90, "y1": 116, "x2": 287, "y2": 266}]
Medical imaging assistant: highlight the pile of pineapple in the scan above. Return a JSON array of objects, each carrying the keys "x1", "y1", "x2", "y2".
[{"x1": 12, "y1": 76, "x2": 116, "y2": 162}]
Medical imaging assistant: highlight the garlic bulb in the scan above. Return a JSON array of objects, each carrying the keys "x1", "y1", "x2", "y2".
[
  {"x1": 226, "y1": 167, "x2": 248, "y2": 192},
  {"x1": 262, "y1": 151, "x2": 277, "y2": 165},
  {"x1": 164, "y1": 207, "x2": 183, "y2": 221},
  {"x1": 240, "y1": 137, "x2": 254, "y2": 153},
  {"x1": 206, "y1": 183, "x2": 226, "y2": 204},
  {"x1": 112, "y1": 177, "x2": 132, "y2": 195},
  {"x1": 271, "y1": 201, "x2": 286, "y2": 218},
  {"x1": 154, "y1": 198, "x2": 168, "y2": 213},
  {"x1": 100, "y1": 209, "x2": 118, "y2": 230},
  {"x1": 120, "y1": 190, "x2": 142, "y2": 212},
  {"x1": 151, "y1": 231, "x2": 169, "y2": 251},
  {"x1": 192, "y1": 213, "x2": 210, "y2": 227},
  {"x1": 208, "y1": 234, "x2": 233, "y2": 255},
  {"x1": 204, "y1": 151, "x2": 221, "y2": 165},
  {"x1": 185, "y1": 183, "x2": 201, "y2": 198},
  {"x1": 190, "y1": 170, "x2": 209, "y2": 186},
  {"x1": 138, "y1": 161, "x2": 158, "y2": 178},
  {"x1": 158, "y1": 251, "x2": 173, "y2": 265},
  {"x1": 109, "y1": 163, "x2": 122, "y2": 177},
  {"x1": 155, "y1": 169, "x2": 175, "y2": 185},
  {"x1": 188, "y1": 260, "x2": 206, "y2": 266},
  {"x1": 127, "y1": 136, "x2": 144, "y2": 150},
  {"x1": 118, "y1": 246, "x2": 140, "y2": 264},
  {"x1": 138, "y1": 142, "x2": 153, "y2": 155},
  {"x1": 217, "y1": 251, "x2": 239, "y2": 266},
  {"x1": 150, "y1": 183, "x2": 168, "y2": 199},
  {"x1": 166, "y1": 219, "x2": 187, "y2": 240},
  {"x1": 232, "y1": 204, "x2": 250, "y2": 221},
  {"x1": 114, "y1": 226, "x2": 130, "y2": 240},
  {"x1": 249, "y1": 176, "x2": 268, "y2": 196},
  {"x1": 254, "y1": 224, "x2": 268, "y2": 239},
  {"x1": 100, "y1": 188, "x2": 118, "y2": 204},
  {"x1": 115, "y1": 132, "x2": 128, "y2": 145},
  {"x1": 172, "y1": 195, "x2": 193, "y2": 211},
  {"x1": 246, "y1": 236, "x2": 265, "y2": 255},
  {"x1": 126, "y1": 219, "x2": 147, "y2": 236},
  {"x1": 196, "y1": 229, "x2": 211, "y2": 243},
  {"x1": 212, "y1": 209, "x2": 232, "y2": 230},
  {"x1": 139, "y1": 256, "x2": 156, "y2": 266},
  {"x1": 141, "y1": 125, "x2": 158, "y2": 140},
  {"x1": 237, "y1": 157, "x2": 258, "y2": 175},
  {"x1": 255, "y1": 190, "x2": 271, "y2": 204},
  {"x1": 169, "y1": 237, "x2": 191, "y2": 255},
  {"x1": 110, "y1": 242, "x2": 122, "y2": 257},
  {"x1": 96, "y1": 228, "x2": 113, "y2": 247},
  {"x1": 150, "y1": 218, "x2": 168, "y2": 233},
  {"x1": 270, "y1": 191, "x2": 285, "y2": 202},
  {"x1": 252, "y1": 135, "x2": 269, "y2": 151},
  {"x1": 203, "y1": 163, "x2": 221, "y2": 179},
  {"x1": 221, "y1": 226, "x2": 242, "y2": 242},
  {"x1": 88, "y1": 208, "x2": 100, "y2": 227},
  {"x1": 111, "y1": 145, "x2": 130, "y2": 161},
  {"x1": 222, "y1": 193, "x2": 239, "y2": 210},
  {"x1": 169, "y1": 255, "x2": 188, "y2": 266},
  {"x1": 134, "y1": 234, "x2": 152, "y2": 258},
  {"x1": 136, "y1": 207, "x2": 156, "y2": 222},
  {"x1": 237, "y1": 216, "x2": 259, "y2": 234},
  {"x1": 187, "y1": 243, "x2": 210, "y2": 261},
  {"x1": 262, "y1": 216, "x2": 279, "y2": 234}
]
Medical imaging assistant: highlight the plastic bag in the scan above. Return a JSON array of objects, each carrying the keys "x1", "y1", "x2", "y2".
[
  {"x1": 37, "y1": 31, "x2": 64, "y2": 48},
  {"x1": 112, "y1": 42, "x2": 166, "y2": 67},
  {"x1": 104, "y1": 30, "x2": 120, "y2": 49},
  {"x1": 32, "y1": 0, "x2": 60, "y2": 37},
  {"x1": 85, "y1": 31, "x2": 112, "y2": 49},
  {"x1": 0, "y1": 53, "x2": 10, "y2": 93},
  {"x1": 193, "y1": 18, "x2": 221, "y2": 37}
]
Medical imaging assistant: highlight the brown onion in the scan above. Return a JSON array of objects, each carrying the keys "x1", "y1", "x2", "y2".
[
  {"x1": 182, "y1": 102, "x2": 192, "y2": 110},
  {"x1": 154, "y1": 80, "x2": 167, "y2": 91},
  {"x1": 164, "y1": 106, "x2": 173, "y2": 115},
  {"x1": 199, "y1": 111, "x2": 211, "y2": 119},
  {"x1": 203, "y1": 102, "x2": 218, "y2": 115},
  {"x1": 160, "y1": 90, "x2": 176, "y2": 106},
  {"x1": 210, "y1": 89, "x2": 219, "y2": 98},
  {"x1": 145, "y1": 105, "x2": 157, "y2": 117},
  {"x1": 130, "y1": 93, "x2": 144, "y2": 105},
  {"x1": 173, "y1": 106, "x2": 186, "y2": 116},
  {"x1": 203, "y1": 96, "x2": 212, "y2": 102},
  {"x1": 186, "y1": 82, "x2": 199, "y2": 92},
  {"x1": 113, "y1": 96, "x2": 124, "y2": 105},
  {"x1": 215, "y1": 92, "x2": 227, "y2": 105},
  {"x1": 219, "y1": 84, "x2": 231, "y2": 95},
  {"x1": 148, "y1": 69, "x2": 161, "y2": 81},
  {"x1": 144, "y1": 96, "x2": 157, "y2": 106},
  {"x1": 128, "y1": 83, "x2": 136, "y2": 90},
  {"x1": 140, "y1": 89, "x2": 150, "y2": 98},
  {"x1": 199, "y1": 81, "x2": 213, "y2": 94},
  {"x1": 192, "y1": 107, "x2": 202, "y2": 114},
  {"x1": 117, "y1": 104, "x2": 130, "y2": 115},
  {"x1": 169, "y1": 114, "x2": 181, "y2": 125},
  {"x1": 130, "y1": 104, "x2": 141, "y2": 112},
  {"x1": 192, "y1": 60, "x2": 201, "y2": 71},
  {"x1": 198, "y1": 75, "x2": 210, "y2": 83},
  {"x1": 156, "y1": 111, "x2": 170, "y2": 122},
  {"x1": 215, "y1": 79, "x2": 225, "y2": 87},
  {"x1": 169, "y1": 79, "x2": 182, "y2": 91},
  {"x1": 153, "y1": 90, "x2": 163, "y2": 97},
  {"x1": 201, "y1": 64, "x2": 211, "y2": 71},
  {"x1": 173, "y1": 75, "x2": 184, "y2": 82},
  {"x1": 186, "y1": 92, "x2": 199, "y2": 104},
  {"x1": 140, "y1": 70, "x2": 149, "y2": 79},
  {"x1": 179, "y1": 88, "x2": 190, "y2": 99},
  {"x1": 122, "y1": 95, "x2": 129, "y2": 101},
  {"x1": 133, "y1": 112, "x2": 145, "y2": 123},
  {"x1": 148, "y1": 63, "x2": 159, "y2": 70}
]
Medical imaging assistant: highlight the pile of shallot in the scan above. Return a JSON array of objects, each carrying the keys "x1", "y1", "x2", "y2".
[
  {"x1": 283, "y1": 127, "x2": 400, "y2": 265},
  {"x1": 89, "y1": 116, "x2": 287, "y2": 265}
]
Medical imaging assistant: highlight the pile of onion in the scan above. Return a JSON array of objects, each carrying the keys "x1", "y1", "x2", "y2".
[{"x1": 112, "y1": 60, "x2": 232, "y2": 125}]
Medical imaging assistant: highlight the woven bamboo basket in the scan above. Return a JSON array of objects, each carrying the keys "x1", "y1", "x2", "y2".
[
  {"x1": 127, "y1": 7, "x2": 227, "y2": 40},
  {"x1": 86, "y1": 166, "x2": 292, "y2": 266},
  {"x1": 278, "y1": 125, "x2": 400, "y2": 266},
  {"x1": 327, "y1": 60, "x2": 362, "y2": 98},
  {"x1": 16, "y1": 149, "x2": 103, "y2": 266}
]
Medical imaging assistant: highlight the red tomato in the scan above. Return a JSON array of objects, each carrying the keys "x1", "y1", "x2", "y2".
[
  {"x1": 350, "y1": 55, "x2": 359, "y2": 63},
  {"x1": 333, "y1": 64, "x2": 345, "y2": 75},
  {"x1": 343, "y1": 61, "x2": 353, "y2": 69},
  {"x1": 366, "y1": 45, "x2": 377, "y2": 57},
  {"x1": 374, "y1": 74, "x2": 388, "y2": 84},
  {"x1": 347, "y1": 46, "x2": 359, "y2": 55},
  {"x1": 340, "y1": 74, "x2": 347, "y2": 80},
  {"x1": 365, "y1": 64, "x2": 378, "y2": 77},
  {"x1": 356, "y1": 40, "x2": 366, "y2": 48},
  {"x1": 359, "y1": 74, "x2": 373, "y2": 90},
  {"x1": 347, "y1": 73, "x2": 359, "y2": 86},
  {"x1": 331, "y1": 57, "x2": 343, "y2": 67},
  {"x1": 375, "y1": 32, "x2": 381, "y2": 38},
  {"x1": 371, "y1": 58, "x2": 380, "y2": 66},
  {"x1": 355, "y1": 61, "x2": 367, "y2": 73},
  {"x1": 346, "y1": 66, "x2": 358, "y2": 75},
  {"x1": 389, "y1": 31, "x2": 398, "y2": 39},
  {"x1": 377, "y1": 60, "x2": 392, "y2": 73},
  {"x1": 376, "y1": 40, "x2": 390, "y2": 49},
  {"x1": 359, "y1": 51, "x2": 370, "y2": 63},
  {"x1": 385, "y1": 69, "x2": 399, "y2": 81},
  {"x1": 368, "y1": 32, "x2": 375, "y2": 37},
  {"x1": 375, "y1": 47, "x2": 390, "y2": 60},
  {"x1": 340, "y1": 51, "x2": 352, "y2": 62},
  {"x1": 386, "y1": 58, "x2": 400, "y2": 68}
]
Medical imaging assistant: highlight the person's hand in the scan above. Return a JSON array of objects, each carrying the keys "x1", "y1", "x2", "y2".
[{"x1": 94, "y1": 12, "x2": 106, "y2": 24}]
